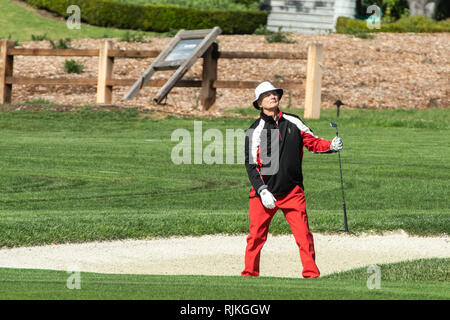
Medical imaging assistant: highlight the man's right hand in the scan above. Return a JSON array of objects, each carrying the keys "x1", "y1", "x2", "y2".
[
  {"x1": 330, "y1": 136, "x2": 343, "y2": 152},
  {"x1": 260, "y1": 189, "x2": 277, "y2": 209}
]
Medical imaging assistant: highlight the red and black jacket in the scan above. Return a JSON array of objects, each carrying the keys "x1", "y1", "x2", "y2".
[{"x1": 245, "y1": 109, "x2": 332, "y2": 197}]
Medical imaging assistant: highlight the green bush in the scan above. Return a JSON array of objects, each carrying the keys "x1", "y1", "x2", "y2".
[
  {"x1": 113, "y1": 0, "x2": 261, "y2": 10},
  {"x1": 22, "y1": 98, "x2": 55, "y2": 105},
  {"x1": 120, "y1": 30, "x2": 150, "y2": 42},
  {"x1": 232, "y1": 0, "x2": 262, "y2": 9},
  {"x1": 357, "y1": 0, "x2": 449, "y2": 21},
  {"x1": 336, "y1": 15, "x2": 450, "y2": 34},
  {"x1": 50, "y1": 38, "x2": 71, "y2": 49},
  {"x1": 264, "y1": 27, "x2": 296, "y2": 43},
  {"x1": 356, "y1": 0, "x2": 409, "y2": 21},
  {"x1": 253, "y1": 24, "x2": 272, "y2": 35},
  {"x1": 24, "y1": 0, "x2": 267, "y2": 34},
  {"x1": 63, "y1": 59, "x2": 85, "y2": 74},
  {"x1": 31, "y1": 33, "x2": 49, "y2": 41}
]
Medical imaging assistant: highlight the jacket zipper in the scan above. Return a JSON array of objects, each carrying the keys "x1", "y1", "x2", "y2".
[{"x1": 275, "y1": 121, "x2": 282, "y2": 140}]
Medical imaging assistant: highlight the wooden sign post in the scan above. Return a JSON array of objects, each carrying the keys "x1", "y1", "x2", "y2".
[
  {"x1": 123, "y1": 27, "x2": 222, "y2": 110},
  {"x1": 200, "y1": 42, "x2": 218, "y2": 110},
  {"x1": 304, "y1": 43, "x2": 323, "y2": 119}
]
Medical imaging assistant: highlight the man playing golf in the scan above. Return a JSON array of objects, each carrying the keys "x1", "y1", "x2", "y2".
[{"x1": 242, "y1": 81, "x2": 343, "y2": 278}]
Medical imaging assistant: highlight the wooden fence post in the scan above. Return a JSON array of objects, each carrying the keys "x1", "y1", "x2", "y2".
[
  {"x1": 97, "y1": 40, "x2": 114, "y2": 104},
  {"x1": 0, "y1": 40, "x2": 15, "y2": 104},
  {"x1": 200, "y1": 42, "x2": 218, "y2": 111},
  {"x1": 304, "y1": 43, "x2": 323, "y2": 119}
]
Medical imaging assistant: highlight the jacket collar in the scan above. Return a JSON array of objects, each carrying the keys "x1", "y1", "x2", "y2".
[{"x1": 260, "y1": 109, "x2": 283, "y2": 123}]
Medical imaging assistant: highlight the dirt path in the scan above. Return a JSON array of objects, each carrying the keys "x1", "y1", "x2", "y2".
[
  {"x1": 8, "y1": 32, "x2": 449, "y2": 113},
  {"x1": 0, "y1": 231, "x2": 448, "y2": 278}
]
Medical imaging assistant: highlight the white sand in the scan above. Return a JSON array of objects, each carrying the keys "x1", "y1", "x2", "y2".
[{"x1": 0, "y1": 230, "x2": 448, "y2": 278}]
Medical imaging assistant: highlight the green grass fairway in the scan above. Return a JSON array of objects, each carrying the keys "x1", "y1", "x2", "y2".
[
  {"x1": 0, "y1": 0, "x2": 161, "y2": 42},
  {"x1": 0, "y1": 259, "x2": 448, "y2": 300},
  {"x1": 0, "y1": 107, "x2": 449, "y2": 247}
]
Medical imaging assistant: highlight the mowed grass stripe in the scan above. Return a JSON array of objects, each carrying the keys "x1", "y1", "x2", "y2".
[
  {"x1": 0, "y1": 259, "x2": 448, "y2": 300},
  {"x1": 0, "y1": 107, "x2": 448, "y2": 247}
]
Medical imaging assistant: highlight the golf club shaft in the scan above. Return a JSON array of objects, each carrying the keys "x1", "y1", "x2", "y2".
[
  {"x1": 331, "y1": 122, "x2": 349, "y2": 232},
  {"x1": 337, "y1": 151, "x2": 349, "y2": 233}
]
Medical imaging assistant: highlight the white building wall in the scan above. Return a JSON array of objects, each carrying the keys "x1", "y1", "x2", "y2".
[{"x1": 267, "y1": 0, "x2": 356, "y2": 34}]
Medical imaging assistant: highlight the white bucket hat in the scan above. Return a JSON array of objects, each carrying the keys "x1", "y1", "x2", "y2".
[{"x1": 252, "y1": 81, "x2": 283, "y2": 110}]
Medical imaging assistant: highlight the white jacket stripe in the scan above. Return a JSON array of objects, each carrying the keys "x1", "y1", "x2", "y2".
[
  {"x1": 251, "y1": 119, "x2": 266, "y2": 163},
  {"x1": 282, "y1": 114, "x2": 317, "y2": 138}
]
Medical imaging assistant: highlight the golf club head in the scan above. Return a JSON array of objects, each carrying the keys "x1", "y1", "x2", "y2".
[{"x1": 330, "y1": 122, "x2": 339, "y2": 136}]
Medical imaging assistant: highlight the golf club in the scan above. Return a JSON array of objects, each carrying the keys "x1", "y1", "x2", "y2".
[{"x1": 330, "y1": 122, "x2": 349, "y2": 233}]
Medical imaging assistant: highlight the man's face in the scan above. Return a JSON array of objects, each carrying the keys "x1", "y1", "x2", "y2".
[{"x1": 259, "y1": 90, "x2": 279, "y2": 111}]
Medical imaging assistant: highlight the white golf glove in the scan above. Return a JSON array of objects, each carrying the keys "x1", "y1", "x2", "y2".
[
  {"x1": 260, "y1": 189, "x2": 277, "y2": 209},
  {"x1": 330, "y1": 136, "x2": 343, "y2": 152}
]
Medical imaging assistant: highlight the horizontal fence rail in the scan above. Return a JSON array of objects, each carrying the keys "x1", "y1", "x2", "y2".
[
  {"x1": 5, "y1": 77, "x2": 305, "y2": 89},
  {"x1": 7, "y1": 48, "x2": 307, "y2": 60},
  {"x1": 0, "y1": 39, "x2": 322, "y2": 118}
]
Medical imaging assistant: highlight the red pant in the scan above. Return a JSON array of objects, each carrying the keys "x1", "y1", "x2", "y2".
[{"x1": 241, "y1": 185, "x2": 320, "y2": 278}]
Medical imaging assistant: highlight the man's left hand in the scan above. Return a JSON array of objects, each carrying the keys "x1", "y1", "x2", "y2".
[{"x1": 330, "y1": 137, "x2": 343, "y2": 152}]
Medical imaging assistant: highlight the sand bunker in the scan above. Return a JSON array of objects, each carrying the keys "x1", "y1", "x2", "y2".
[{"x1": 0, "y1": 230, "x2": 449, "y2": 278}]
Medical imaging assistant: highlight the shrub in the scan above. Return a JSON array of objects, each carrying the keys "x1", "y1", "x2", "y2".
[
  {"x1": 352, "y1": 32, "x2": 376, "y2": 39},
  {"x1": 357, "y1": 0, "x2": 449, "y2": 21},
  {"x1": 265, "y1": 27, "x2": 296, "y2": 43},
  {"x1": 64, "y1": 59, "x2": 85, "y2": 74},
  {"x1": 22, "y1": 98, "x2": 55, "y2": 105},
  {"x1": 120, "y1": 31, "x2": 150, "y2": 42},
  {"x1": 114, "y1": 0, "x2": 261, "y2": 10},
  {"x1": 253, "y1": 24, "x2": 272, "y2": 35},
  {"x1": 31, "y1": 33, "x2": 49, "y2": 41},
  {"x1": 356, "y1": 0, "x2": 409, "y2": 21},
  {"x1": 336, "y1": 15, "x2": 450, "y2": 34},
  {"x1": 50, "y1": 38, "x2": 72, "y2": 49},
  {"x1": 163, "y1": 28, "x2": 179, "y2": 37},
  {"x1": 24, "y1": 0, "x2": 267, "y2": 34},
  {"x1": 231, "y1": 0, "x2": 262, "y2": 9}
]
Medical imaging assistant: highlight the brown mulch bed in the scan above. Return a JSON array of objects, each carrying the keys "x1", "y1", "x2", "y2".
[{"x1": 5, "y1": 32, "x2": 450, "y2": 117}]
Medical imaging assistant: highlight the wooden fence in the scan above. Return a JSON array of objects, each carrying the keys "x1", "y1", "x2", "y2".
[{"x1": 0, "y1": 39, "x2": 323, "y2": 118}]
